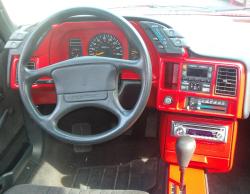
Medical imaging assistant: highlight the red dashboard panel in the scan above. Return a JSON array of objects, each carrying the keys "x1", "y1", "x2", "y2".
[
  {"x1": 10, "y1": 21, "x2": 245, "y2": 113},
  {"x1": 10, "y1": 21, "x2": 160, "y2": 105},
  {"x1": 156, "y1": 56, "x2": 245, "y2": 172},
  {"x1": 157, "y1": 57, "x2": 246, "y2": 119}
]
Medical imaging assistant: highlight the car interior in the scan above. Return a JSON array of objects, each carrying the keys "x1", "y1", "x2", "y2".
[{"x1": 0, "y1": 1, "x2": 250, "y2": 194}]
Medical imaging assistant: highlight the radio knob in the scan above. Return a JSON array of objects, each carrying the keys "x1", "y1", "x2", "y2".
[
  {"x1": 216, "y1": 132, "x2": 223, "y2": 140},
  {"x1": 164, "y1": 96, "x2": 173, "y2": 105},
  {"x1": 176, "y1": 126, "x2": 186, "y2": 136}
]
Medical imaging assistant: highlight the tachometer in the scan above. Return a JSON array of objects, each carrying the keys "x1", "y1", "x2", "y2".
[{"x1": 88, "y1": 33, "x2": 123, "y2": 59}]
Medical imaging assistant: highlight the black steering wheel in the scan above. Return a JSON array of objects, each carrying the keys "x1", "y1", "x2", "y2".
[{"x1": 18, "y1": 7, "x2": 152, "y2": 145}]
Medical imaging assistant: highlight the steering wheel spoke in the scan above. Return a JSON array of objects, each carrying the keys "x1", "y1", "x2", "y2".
[
  {"x1": 48, "y1": 94, "x2": 72, "y2": 123},
  {"x1": 104, "y1": 91, "x2": 131, "y2": 119},
  {"x1": 106, "y1": 57, "x2": 143, "y2": 74},
  {"x1": 22, "y1": 66, "x2": 50, "y2": 84}
]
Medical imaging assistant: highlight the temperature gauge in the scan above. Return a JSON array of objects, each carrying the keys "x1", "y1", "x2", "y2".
[{"x1": 129, "y1": 43, "x2": 140, "y2": 60}]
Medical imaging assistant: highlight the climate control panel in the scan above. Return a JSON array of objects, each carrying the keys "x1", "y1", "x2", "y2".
[{"x1": 186, "y1": 97, "x2": 228, "y2": 113}]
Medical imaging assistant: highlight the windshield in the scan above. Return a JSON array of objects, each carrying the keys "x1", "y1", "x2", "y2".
[{"x1": 2, "y1": 0, "x2": 250, "y2": 25}]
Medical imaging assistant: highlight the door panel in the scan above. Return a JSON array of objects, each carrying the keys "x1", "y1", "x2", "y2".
[{"x1": 0, "y1": 48, "x2": 26, "y2": 175}]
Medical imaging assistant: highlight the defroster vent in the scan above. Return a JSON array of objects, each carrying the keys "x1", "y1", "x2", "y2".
[{"x1": 215, "y1": 67, "x2": 237, "y2": 96}]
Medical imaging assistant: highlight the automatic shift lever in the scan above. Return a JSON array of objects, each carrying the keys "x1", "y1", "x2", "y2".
[{"x1": 175, "y1": 136, "x2": 196, "y2": 192}]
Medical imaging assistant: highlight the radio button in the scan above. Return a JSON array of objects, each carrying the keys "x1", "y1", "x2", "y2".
[
  {"x1": 181, "y1": 85, "x2": 188, "y2": 90},
  {"x1": 213, "y1": 101, "x2": 218, "y2": 105},
  {"x1": 203, "y1": 83, "x2": 211, "y2": 87},
  {"x1": 182, "y1": 80, "x2": 189, "y2": 84},
  {"x1": 202, "y1": 88, "x2": 210, "y2": 92}
]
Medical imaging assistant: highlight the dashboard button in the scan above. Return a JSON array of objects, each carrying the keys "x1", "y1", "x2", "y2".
[
  {"x1": 10, "y1": 31, "x2": 27, "y2": 40},
  {"x1": 5, "y1": 41, "x2": 22, "y2": 49},
  {"x1": 152, "y1": 36, "x2": 159, "y2": 41},
  {"x1": 157, "y1": 44, "x2": 164, "y2": 49},
  {"x1": 162, "y1": 40, "x2": 168, "y2": 46},
  {"x1": 170, "y1": 38, "x2": 184, "y2": 47},
  {"x1": 202, "y1": 88, "x2": 210, "y2": 92},
  {"x1": 163, "y1": 28, "x2": 182, "y2": 37},
  {"x1": 181, "y1": 85, "x2": 188, "y2": 90}
]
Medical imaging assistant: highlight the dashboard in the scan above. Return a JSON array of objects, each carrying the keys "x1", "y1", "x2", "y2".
[{"x1": 5, "y1": 17, "x2": 247, "y2": 173}]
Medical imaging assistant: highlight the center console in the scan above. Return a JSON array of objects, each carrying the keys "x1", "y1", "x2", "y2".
[
  {"x1": 157, "y1": 57, "x2": 245, "y2": 118},
  {"x1": 157, "y1": 57, "x2": 245, "y2": 172},
  {"x1": 160, "y1": 113, "x2": 238, "y2": 172}
]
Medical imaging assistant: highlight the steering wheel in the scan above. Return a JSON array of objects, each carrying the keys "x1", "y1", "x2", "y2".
[{"x1": 18, "y1": 7, "x2": 152, "y2": 145}]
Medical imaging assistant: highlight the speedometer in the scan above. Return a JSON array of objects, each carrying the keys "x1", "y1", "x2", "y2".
[{"x1": 88, "y1": 33, "x2": 123, "y2": 59}]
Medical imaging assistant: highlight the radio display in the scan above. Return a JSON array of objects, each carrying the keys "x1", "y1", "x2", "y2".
[
  {"x1": 188, "y1": 129, "x2": 214, "y2": 137},
  {"x1": 187, "y1": 67, "x2": 208, "y2": 78}
]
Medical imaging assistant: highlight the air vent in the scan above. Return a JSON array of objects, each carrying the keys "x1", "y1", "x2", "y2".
[
  {"x1": 25, "y1": 61, "x2": 36, "y2": 70},
  {"x1": 16, "y1": 61, "x2": 36, "y2": 83},
  {"x1": 215, "y1": 67, "x2": 237, "y2": 96},
  {"x1": 69, "y1": 38, "x2": 82, "y2": 58}
]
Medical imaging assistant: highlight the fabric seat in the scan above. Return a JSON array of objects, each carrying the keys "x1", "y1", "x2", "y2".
[{"x1": 4, "y1": 184, "x2": 149, "y2": 194}]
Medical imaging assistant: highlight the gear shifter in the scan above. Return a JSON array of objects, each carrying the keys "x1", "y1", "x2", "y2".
[{"x1": 175, "y1": 136, "x2": 196, "y2": 192}]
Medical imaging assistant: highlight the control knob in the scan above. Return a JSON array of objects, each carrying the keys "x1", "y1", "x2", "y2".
[
  {"x1": 175, "y1": 126, "x2": 186, "y2": 136},
  {"x1": 164, "y1": 96, "x2": 173, "y2": 105}
]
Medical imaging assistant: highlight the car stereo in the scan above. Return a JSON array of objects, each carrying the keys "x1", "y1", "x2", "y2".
[
  {"x1": 181, "y1": 64, "x2": 213, "y2": 93},
  {"x1": 171, "y1": 121, "x2": 228, "y2": 143}
]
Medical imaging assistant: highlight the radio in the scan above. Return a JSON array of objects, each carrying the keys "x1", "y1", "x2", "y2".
[
  {"x1": 181, "y1": 64, "x2": 213, "y2": 93},
  {"x1": 171, "y1": 121, "x2": 228, "y2": 143}
]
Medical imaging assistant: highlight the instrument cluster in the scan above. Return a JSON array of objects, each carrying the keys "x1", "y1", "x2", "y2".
[{"x1": 69, "y1": 33, "x2": 140, "y2": 60}]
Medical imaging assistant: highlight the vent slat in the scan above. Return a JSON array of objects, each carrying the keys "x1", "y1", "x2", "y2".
[
  {"x1": 16, "y1": 61, "x2": 36, "y2": 83},
  {"x1": 26, "y1": 61, "x2": 36, "y2": 70},
  {"x1": 215, "y1": 67, "x2": 237, "y2": 96}
]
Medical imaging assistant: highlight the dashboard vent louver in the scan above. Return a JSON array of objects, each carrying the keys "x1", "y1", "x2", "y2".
[
  {"x1": 16, "y1": 61, "x2": 36, "y2": 83},
  {"x1": 215, "y1": 67, "x2": 237, "y2": 96},
  {"x1": 25, "y1": 61, "x2": 36, "y2": 70}
]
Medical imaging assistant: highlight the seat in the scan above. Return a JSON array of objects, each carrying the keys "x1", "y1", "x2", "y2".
[{"x1": 4, "y1": 184, "x2": 149, "y2": 194}]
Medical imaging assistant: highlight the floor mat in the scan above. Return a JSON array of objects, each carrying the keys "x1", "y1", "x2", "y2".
[
  {"x1": 72, "y1": 158, "x2": 158, "y2": 191},
  {"x1": 208, "y1": 170, "x2": 250, "y2": 194},
  {"x1": 30, "y1": 135, "x2": 159, "y2": 191}
]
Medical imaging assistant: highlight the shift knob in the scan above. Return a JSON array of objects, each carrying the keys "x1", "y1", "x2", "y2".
[{"x1": 176, "y1": 136, "x2": 196, "y2": 169}]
